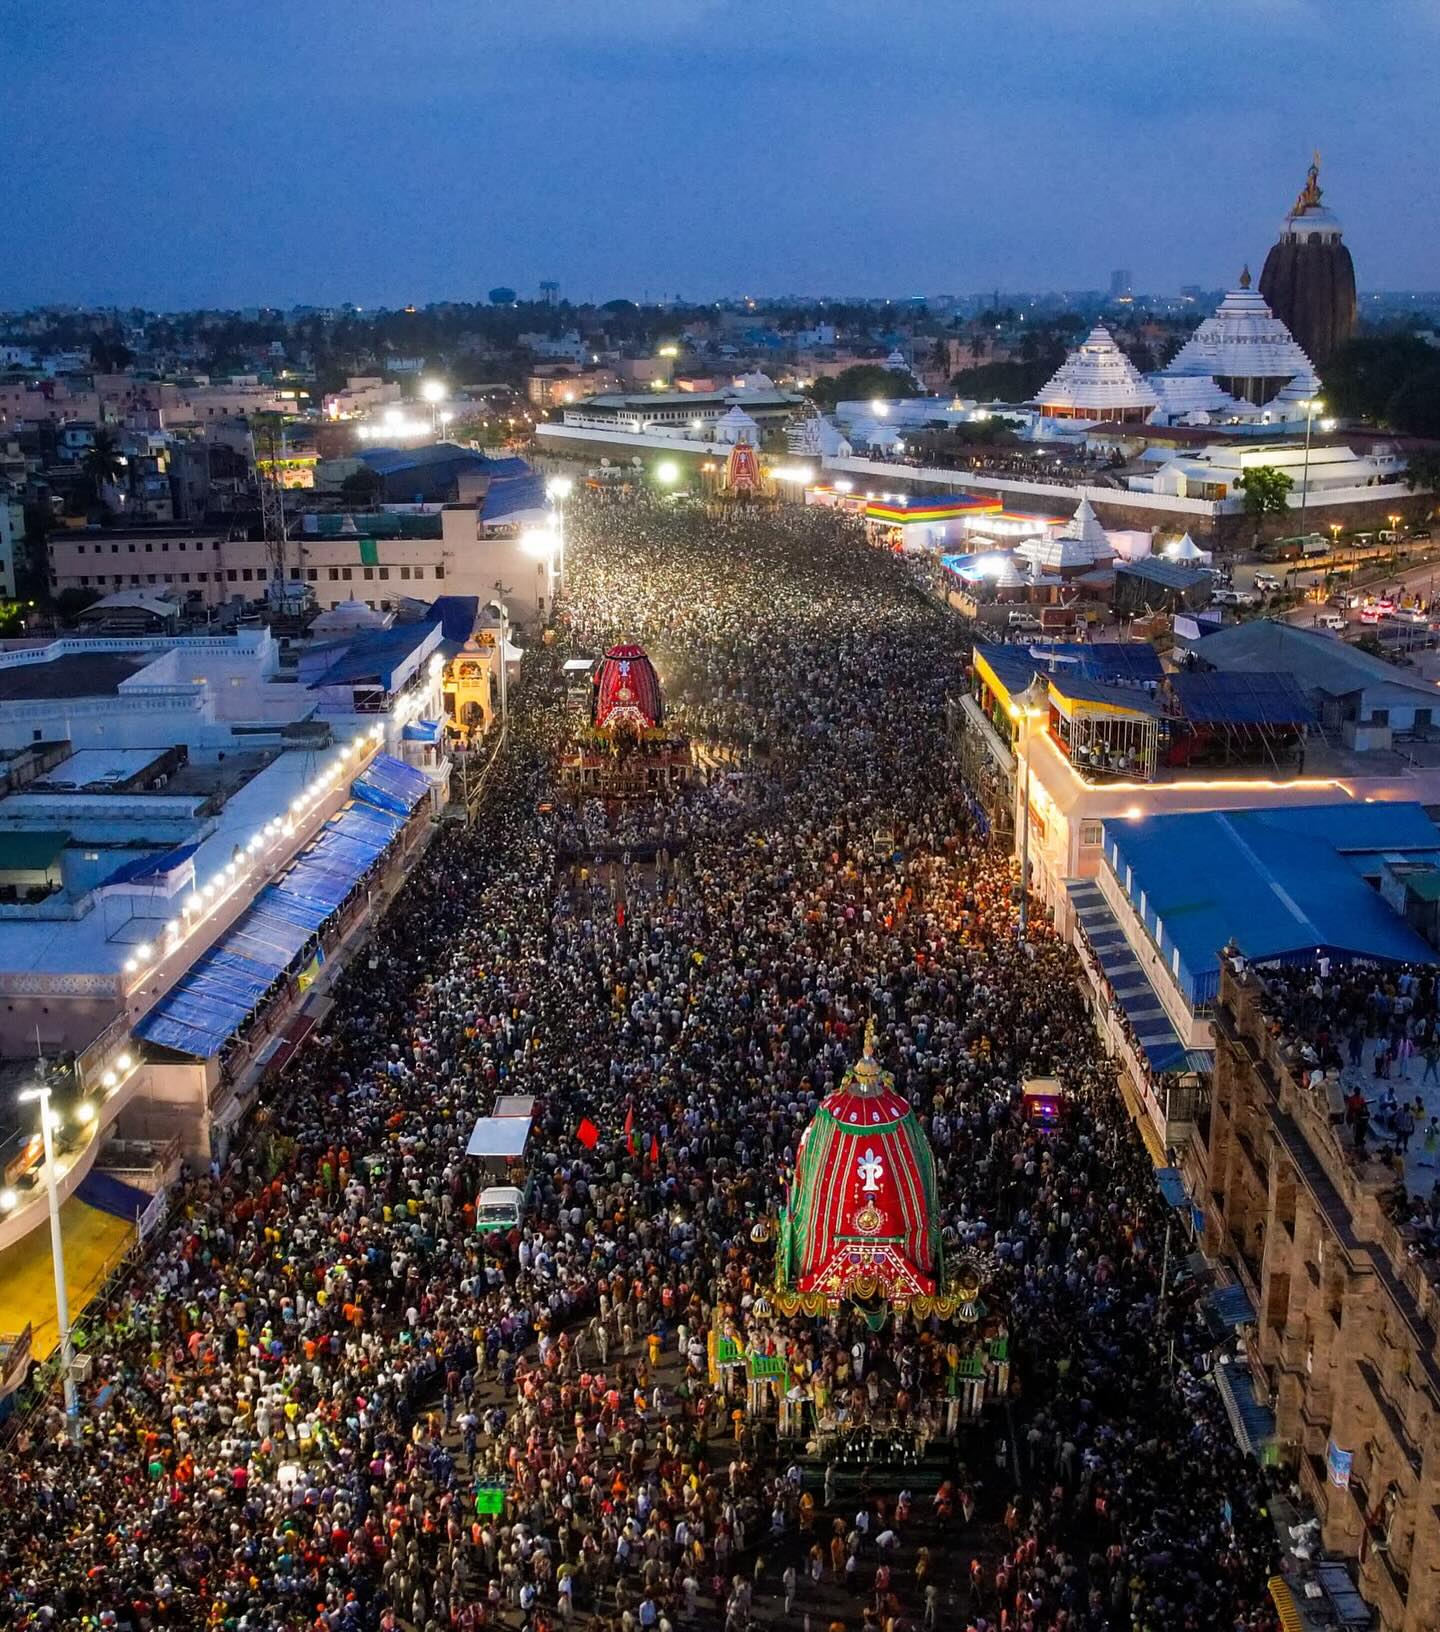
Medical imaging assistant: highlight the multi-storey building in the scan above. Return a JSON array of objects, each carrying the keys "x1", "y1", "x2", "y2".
[
  {"x1": 47, "y1": 507, "x2": 559, "y2": 630},
  {"x1": 1209, "y1": 962, "x2": 1440, "y2": 1632}
]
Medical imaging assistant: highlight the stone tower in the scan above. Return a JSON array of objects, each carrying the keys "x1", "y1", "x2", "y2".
[{"x1": 1259, "y1": 153, "x2": 1357, "y2": 367}]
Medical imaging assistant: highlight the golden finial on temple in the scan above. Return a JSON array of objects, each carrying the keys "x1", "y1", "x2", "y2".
[
  {"x1": 1293, "y1": 152, "x2": 1323, "y2": 215},
  {"x1": 863, "y1": 1017, "x2": 877, "y2": 1057},
  {"x1": 1238, "y1": 264, "x2": 1252, "y2": 289}
]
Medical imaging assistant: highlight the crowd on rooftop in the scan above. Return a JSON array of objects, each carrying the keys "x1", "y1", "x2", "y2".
[
  {"x1": 1256, "y1": 960, "x2": 1440, "y2": 1258},
  {"x1": 0, "y1": 496, "x2": 1282, "y2": 1632}
]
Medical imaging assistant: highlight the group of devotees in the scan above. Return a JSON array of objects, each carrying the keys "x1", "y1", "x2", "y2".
[{"x1": 0, "y1": 495, "x2": 1284, "y2": 1632}]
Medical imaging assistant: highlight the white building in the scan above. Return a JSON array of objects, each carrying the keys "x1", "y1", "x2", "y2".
[
  {"x1": 1151, "y1": 271, "x2": 1319, "y2": 411},
  {"x1": 1034, "y1": 325, "x2": 1159, "y2": 423},
  {"x1": 1127, "y1": 440, "x2": 1399, "y2": 503}
]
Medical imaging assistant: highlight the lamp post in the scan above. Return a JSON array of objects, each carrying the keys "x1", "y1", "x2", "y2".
[
  {"x1": 19, "y1": 1084, "x2": 78, "y2": 1439},
  {"x1": 546, "y1": 476, "x2": 573, "y2": 596},
  {"x1": 421, "y1": 378, "x2": 446, "y2": 436},
  {"x1": 1012, "y1": 677, "x2": 1049, "y2": 940},
  {"x1": 488, "y1": 591, "x2": 511, "y2": 738},
  {"x1": 1296, "y1": 397, "x2": 1323, "y2": 551}
]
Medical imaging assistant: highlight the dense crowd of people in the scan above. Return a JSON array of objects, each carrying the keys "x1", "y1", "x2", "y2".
[
  {"x1": 1258, "y1": 960, "x2": 1440, "y2": 1264},
  {"x1": 0, "y1": 496, "x2": 1282, "y2": 1632}
]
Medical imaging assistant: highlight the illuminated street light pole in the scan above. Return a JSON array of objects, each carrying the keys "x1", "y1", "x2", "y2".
[
  {"x1": 1012, "y1": 677, "x2": 1049, "y2": 940},
  {"x1": 18, "y1": 1084, "x2": 78, "y2": 1438},
  {"x1": 546, "y1": 476, "x2": 573, "y2": 595},
  {"x1": 488, "y1": 591, "x2": 511, "y2": 737},
  {"x1": 421, "y1": 378, "x2": 446, "y2": 436},
  {"x1": 1296, "y1": 397, "x2": 1323, "y2": 552}
]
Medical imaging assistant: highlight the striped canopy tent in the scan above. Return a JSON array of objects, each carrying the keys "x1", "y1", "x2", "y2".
[{"x1": 775, "y1": 1022, "x2": 945, "y2": 1314}]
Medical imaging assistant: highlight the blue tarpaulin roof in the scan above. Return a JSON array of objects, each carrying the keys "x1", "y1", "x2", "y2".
[
  {"x1": 427, "y1": 595, "x2": 479, "y2": 643},
  {"x1": 480, "y1": 473, "x2": 548, "y2": 524},
  {"x1": 100, "y1": 842, "x2": 200, "y2": 888},
  {"x1": 1216, "y1": 1359, "x2": 1275, "y2": 1454},
  {"x1": 134, "y1": 797, "x2": 411, "y2": 1059},
  {"x1": 353, "y1": 753, "x2": 430, "y2": 817},
  {"x1": 974, "y1": 640, "x2": 1162, "y2": 703},
  {"x1": 308, "y1": 624, "x2": 435, "y2": 690},
  {"x1": 1209, "y1": 1282, "x2": 1257, "y2": 1327},
  {"x1": 1156, "y1": 1167, "x2": 1190, "y2": 1211},
  {"x1": 358, "y1": 443, "x2": 520, "y2": 478},
  {"x1": 403, "y1": 718, "x2": 443, "y2": 743},
  {"x1": 1102, "y1": 804, "x2": 1440, "y2": 1007},
  {"x1": 1169, "y1": 670, "x2": 1315, "y2": 728},
  {"x1": 1047, "y1": 673, "x2": 1164, "y2": 716},
  {"x1": 77, "y1": 1168, "x2": 152, "y2": 1223},
  {"x1": 1065, "y1": 879, "x2": 1212, "y2": 1077}
]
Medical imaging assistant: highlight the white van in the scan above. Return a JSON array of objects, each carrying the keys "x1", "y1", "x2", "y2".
[
  {"x1": 1315, "y1": 612, "x2": 1347, "y2": 633},
  {"x1": 475, "y1": 1184, "x2": 526, "y2": 1232}
]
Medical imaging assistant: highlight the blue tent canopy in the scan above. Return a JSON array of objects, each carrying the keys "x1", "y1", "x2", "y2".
[
  {"x1": 134, "y1": 789, "x2": 417, "y2": 1059},
  {"x1": 353, "y1": 753, "x2": 430, "y2": 817}
]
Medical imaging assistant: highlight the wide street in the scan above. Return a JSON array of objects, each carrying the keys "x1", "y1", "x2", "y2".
[{"x1": 0, "y1": 497, "x2": 1283, "y2": 1632}]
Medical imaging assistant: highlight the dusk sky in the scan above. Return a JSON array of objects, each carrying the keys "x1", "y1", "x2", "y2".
[{"x1": 0, "y1": 0, "x2": 1430, "y2": 310}]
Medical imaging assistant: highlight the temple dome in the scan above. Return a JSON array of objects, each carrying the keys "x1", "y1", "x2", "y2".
[
  {"x1": 1035, "y1": 325, "x2": 1158, "y2": 423},
  {"x1": 591, "y1": 642, "x2": 664, "y2": 733},
  {"x1": 779, "y1": 1023, "x2": 941, "y2": 1303},
  {"x1": 1161, "y1": 273, "x2": 1316, "y2": 404}
]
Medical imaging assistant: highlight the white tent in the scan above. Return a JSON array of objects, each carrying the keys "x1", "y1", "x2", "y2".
[{"x1": 1162, "y1": 532, "x2": 1212, "y2": 565}]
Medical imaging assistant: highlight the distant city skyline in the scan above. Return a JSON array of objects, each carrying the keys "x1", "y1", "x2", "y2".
[{"x1": 1, "y1": 0, "x2": 1433, "y2": 310}]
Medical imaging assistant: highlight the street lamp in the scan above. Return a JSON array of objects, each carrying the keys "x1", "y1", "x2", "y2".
[
  {"x1": 655, "y1": 460, "x2": 680, "y2": 487},
  {"x1": 1010, "y1": 677, "x2": 1049, "y2": 940},
  {"x1": 487, "y1": 592, "x2": 511, "y2": 736},
  {"x1": 18, "y1": 1084, "x2": 78, "y2": 1438},
  {"x1": 1296, "y1": 398, "x2": 1324, "y2": 550},
  {"x1": 421, "y1": 378, "x2": 446, "y2": 435},
  {"x1": 546, "y1": 476, "x2": 573, "y2": 596}
]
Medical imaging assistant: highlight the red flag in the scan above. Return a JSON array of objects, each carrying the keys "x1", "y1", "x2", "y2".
[
  {"x1": 649, "y1": 1133, "x2": 660, "y2": 1164},
  {"x1": 624, "y1": 1105, "x2": 636, "y2": 1156},
  {"x1": 576, "y1": 1117, "x2": 599, "y2": 1149}
]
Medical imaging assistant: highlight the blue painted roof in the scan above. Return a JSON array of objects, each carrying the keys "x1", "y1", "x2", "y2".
[{"x1": 1102, "y1": 803, "x2": 1440, "y2": 1007}]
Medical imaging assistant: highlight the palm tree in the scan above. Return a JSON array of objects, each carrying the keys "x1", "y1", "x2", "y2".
[{"x1": 80, "y1": 429, "x2": 124, "y2": 509}]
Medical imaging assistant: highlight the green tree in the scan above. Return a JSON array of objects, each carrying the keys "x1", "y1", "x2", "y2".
[
  {"x1": 1323, "y1": 334, "x2": 1440, "y2": 432},
  {"x1": 80, "y1": 429, "x2": 124, "y2": 510},
  {"x1": 56, "y1": 586, "x2": 102, "y2": 621},
  {"x1": 90, "y1": 332, "x2": 132, "y2": 373},
  {"x1": 340, "y1": 467, "x2": 383, "y2": 502},
  {"x1": 1404, "y1": 448, "x2": 1440, "y2": 495},
  {"x1": 806, "y1": 365, "x2": 917, "y2": 410},
  {"x1": 1235, "y1": 464, "x2": 1294, "y2": 545}
]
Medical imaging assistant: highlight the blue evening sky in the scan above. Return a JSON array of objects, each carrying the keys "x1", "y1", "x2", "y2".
[{"x1": 0, "y1": 0, "x2": 1429, "y2": 309}]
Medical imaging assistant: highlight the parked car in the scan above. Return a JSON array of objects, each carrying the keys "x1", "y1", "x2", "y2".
[
  {"x1": 1253, "y1": 572, "x2": 1282, "y2": 592},
  {"x1": 1314, "y1": 612, "x2": 1348, "y2": 632},
  {"x1": 1007, "y1": 611, "x2": 1042, "y2": 631}
]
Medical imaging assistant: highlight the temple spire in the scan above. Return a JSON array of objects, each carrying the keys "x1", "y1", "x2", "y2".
[
  {"x1": 1238, "y1": 264, "x2": 1252, "y2": 290},
  {"x1": 1293, "y1": 150, "x2": 1323, "y2": 215}
]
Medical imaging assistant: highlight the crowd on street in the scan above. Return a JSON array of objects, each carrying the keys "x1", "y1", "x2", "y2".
[{"x1": 0, "y1": 495, "x2": 1282, "y2": 1632}]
